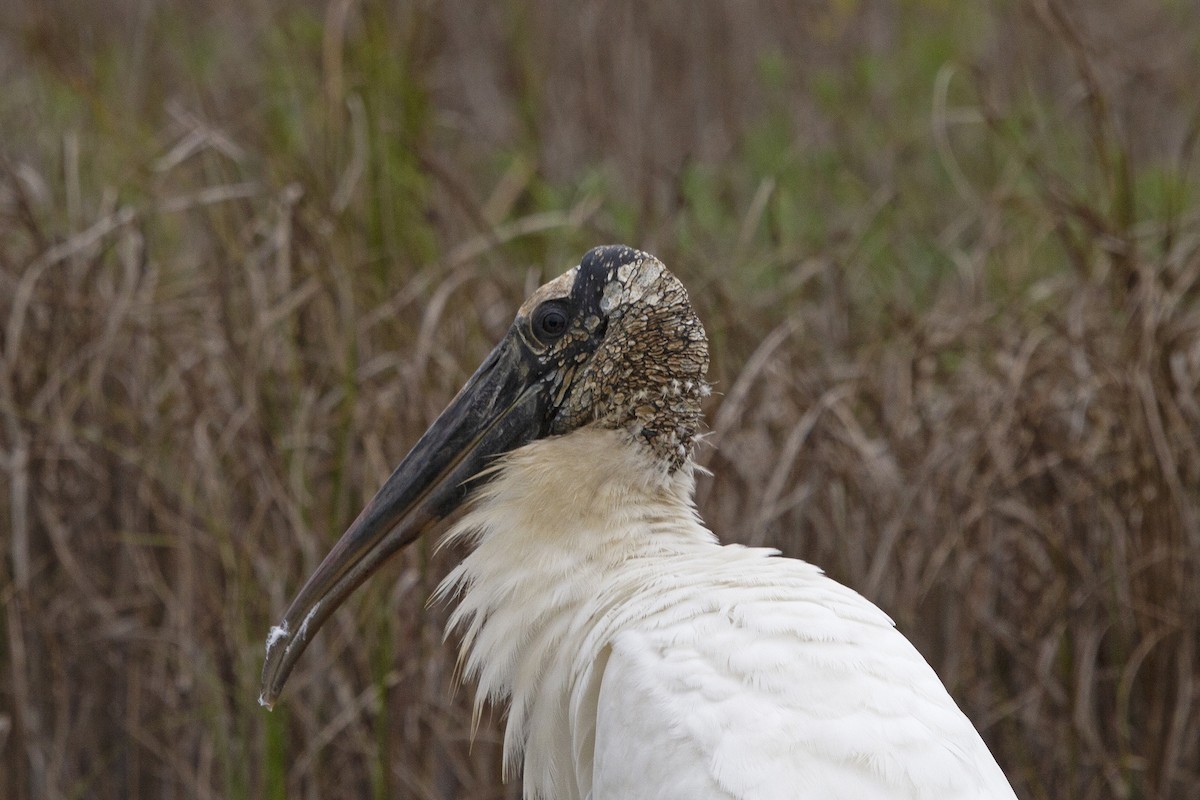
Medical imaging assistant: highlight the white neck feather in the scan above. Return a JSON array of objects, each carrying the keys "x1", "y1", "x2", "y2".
[{"x1": 434, "y1": 428, "x2": 716, "y2": 794}]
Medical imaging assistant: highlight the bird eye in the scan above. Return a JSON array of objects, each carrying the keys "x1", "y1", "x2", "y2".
[{"x1": 533, "y1": 302, "x2": 570, "y2": 341}]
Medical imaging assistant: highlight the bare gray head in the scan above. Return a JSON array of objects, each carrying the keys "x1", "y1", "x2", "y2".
[{"x1": 521, "y1": 245, "x2": 709, "y2": 469}]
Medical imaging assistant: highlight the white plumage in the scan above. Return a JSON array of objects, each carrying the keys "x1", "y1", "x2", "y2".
[
  {"x1": 260, "y1": 245, "x2": 1017, "y2": 800},
  {"x1": 437, "y1": 428, "x2": 1016, "y2": 800}
]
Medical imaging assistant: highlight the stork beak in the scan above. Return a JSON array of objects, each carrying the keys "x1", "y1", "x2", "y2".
[{"x1": 259, "y1": 331, "x2": 549, "y2": 709}]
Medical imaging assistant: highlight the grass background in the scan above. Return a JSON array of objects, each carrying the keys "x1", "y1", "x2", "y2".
[{"x1": 2, "y1": 0, "x2": 1199, "y2": 797}]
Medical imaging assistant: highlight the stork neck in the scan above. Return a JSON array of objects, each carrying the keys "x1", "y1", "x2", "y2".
[
  {"x1": 441, "y1": 426, "x2": 712, "y2": 572},
  {"x1": 433, "y1": 428, "x2": 715, "y2": 792}
]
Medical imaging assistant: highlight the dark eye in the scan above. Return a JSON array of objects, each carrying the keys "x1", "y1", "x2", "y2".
[{"x1": 533, "y1": 302, "x2": 570, "y2": 341}]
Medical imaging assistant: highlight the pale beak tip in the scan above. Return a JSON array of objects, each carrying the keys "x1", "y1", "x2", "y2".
[{"x1": 260, "y1": 622, "x2": 293, "y2": 710}]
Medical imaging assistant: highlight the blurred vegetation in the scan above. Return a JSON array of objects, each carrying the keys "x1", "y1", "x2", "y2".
[{"x1": 1, "y1": 0, "x2": 1198, "y2": 798}]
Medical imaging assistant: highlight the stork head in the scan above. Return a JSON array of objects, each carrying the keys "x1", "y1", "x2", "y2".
[{"x1": 259, "y1": 245, "x2": 709, "y2": 707}]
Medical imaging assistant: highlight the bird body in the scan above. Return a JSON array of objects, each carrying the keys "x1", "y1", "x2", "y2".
[
  {"x1": 438, "y1": 428, "x2": 1016, "y2": 800},
  {"x1": 260, "y1": 246, "x2": 1017, "y2": 799}
]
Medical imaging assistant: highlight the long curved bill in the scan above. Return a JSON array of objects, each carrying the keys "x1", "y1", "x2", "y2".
[{"x1": 259, "y1": 332, "x2": 548, "y2": 709}]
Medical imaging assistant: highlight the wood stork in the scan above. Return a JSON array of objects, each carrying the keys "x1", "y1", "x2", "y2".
[{"x1": 260, "y1": 245, "x2": 1017, "y2": 799}]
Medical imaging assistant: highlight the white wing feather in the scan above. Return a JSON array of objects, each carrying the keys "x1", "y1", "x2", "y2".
[{"x1": 576, "y1": 551, "x2": 1015, "y2": 800}]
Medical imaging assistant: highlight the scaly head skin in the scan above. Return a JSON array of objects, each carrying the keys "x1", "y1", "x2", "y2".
[{"x1": 521, "y1": 245, "x2": 710, "y2": 470}]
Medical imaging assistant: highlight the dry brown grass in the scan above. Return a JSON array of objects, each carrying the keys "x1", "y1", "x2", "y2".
[{"x1": 2, "y1": 1, "x2": 1199, "y2": 798}]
